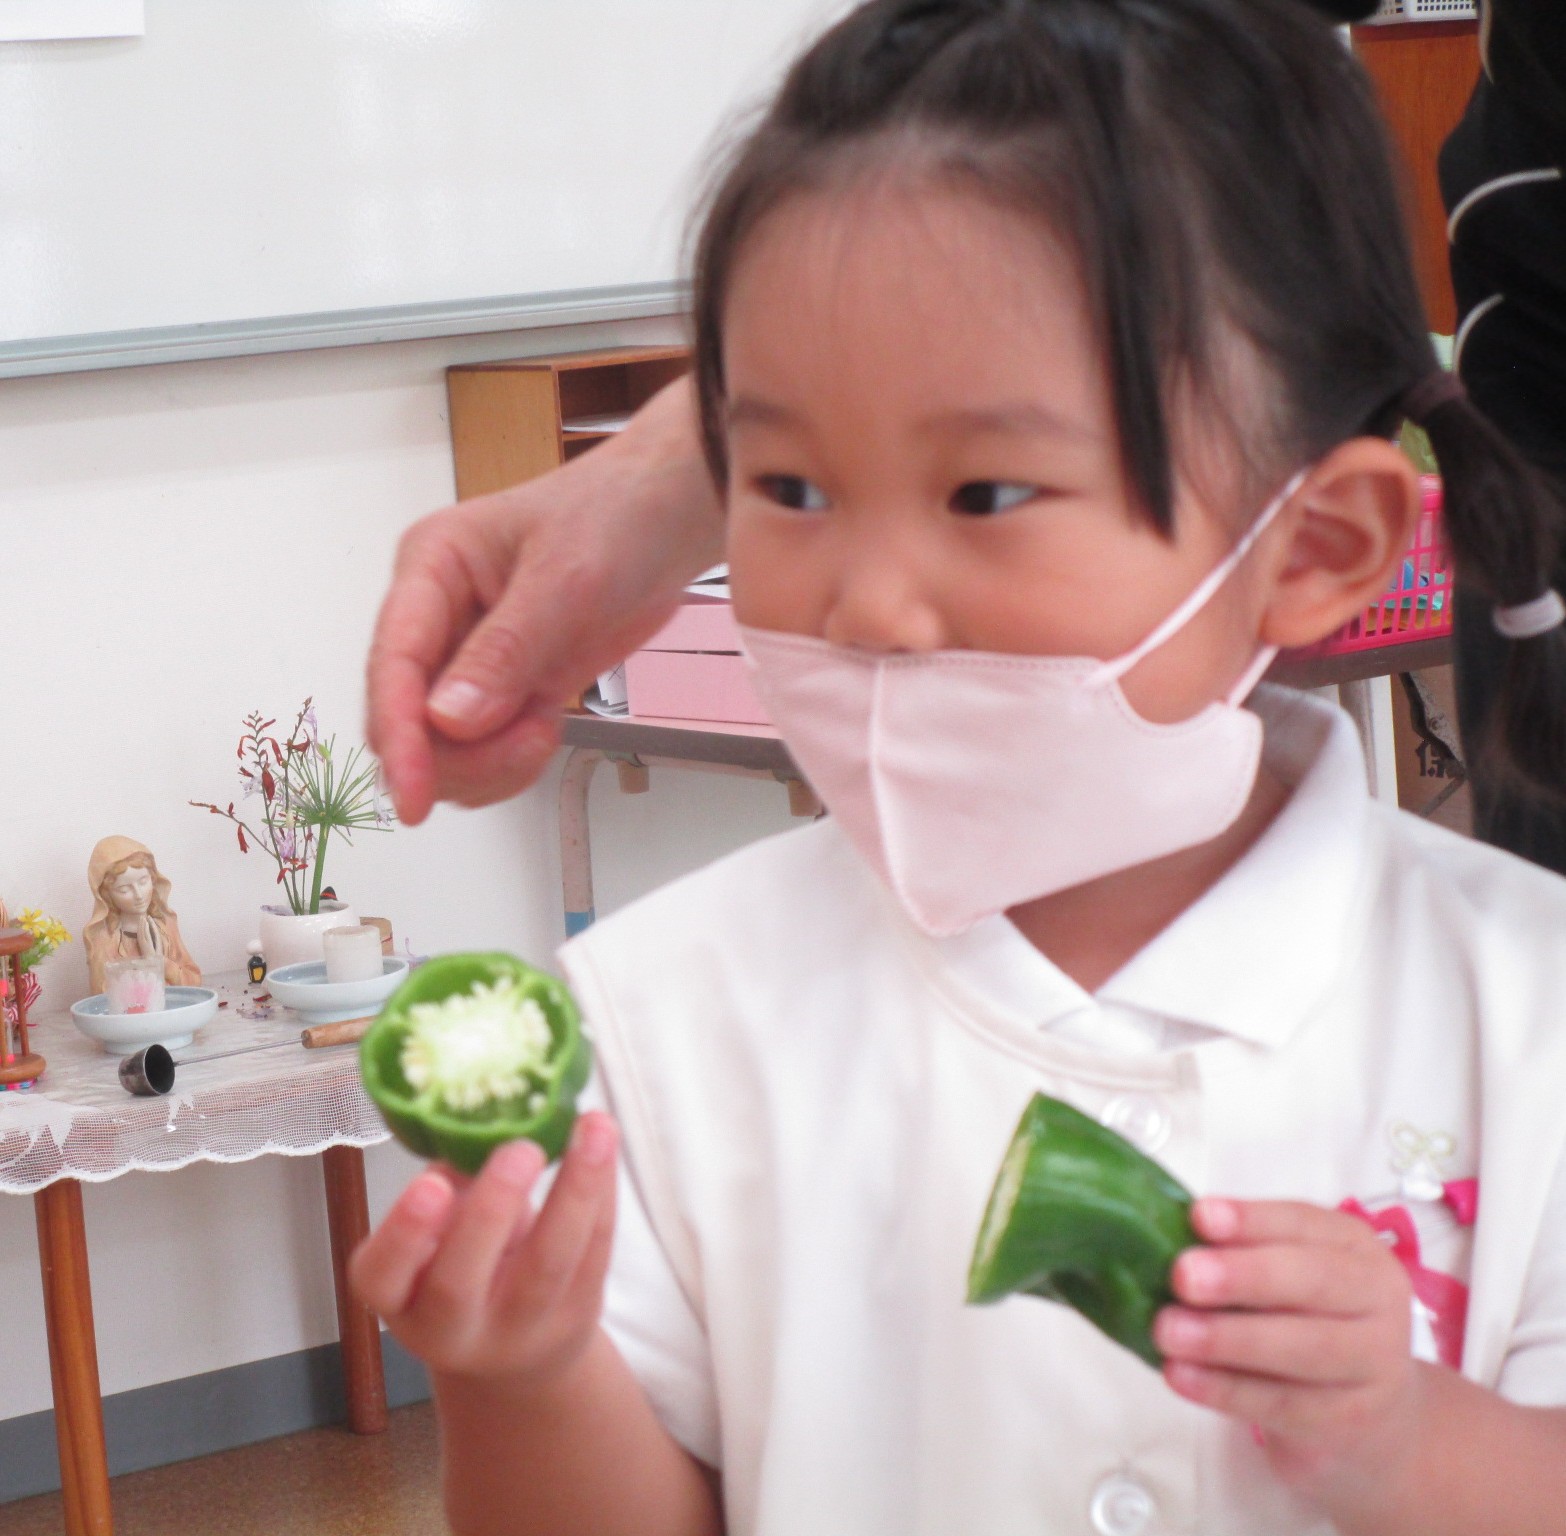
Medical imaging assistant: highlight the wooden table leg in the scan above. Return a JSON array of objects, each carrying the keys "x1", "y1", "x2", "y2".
[
  {"x1": 34, "y1": 1178, "x2": 113, "y2": 1535},
  {"x1": 321, "y1": 1144, "x2": 388, "y2": 1434}
]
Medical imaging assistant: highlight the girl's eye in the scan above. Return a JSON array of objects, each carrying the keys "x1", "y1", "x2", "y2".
[
  {"x1": 950, "y1": 481, "x2": 1037, "y2": 516},
  {"x1": 756, "y1": 474, "x2": 830, "y2": 512}
]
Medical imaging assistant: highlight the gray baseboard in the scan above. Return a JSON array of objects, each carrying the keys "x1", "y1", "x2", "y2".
[{"x1": 0, "y1": 1335, "x2": 430, "y2": 1505}]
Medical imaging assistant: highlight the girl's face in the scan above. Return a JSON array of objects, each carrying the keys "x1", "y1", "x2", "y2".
[
  {"x1": 109, "y1": 864, "x2": 154, "y2": 917},
  {"x1": 722, "y1": 183, "x2": 1281, "y2": 725}
]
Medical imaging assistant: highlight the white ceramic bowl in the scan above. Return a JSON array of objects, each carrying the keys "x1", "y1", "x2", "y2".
[
  {"x1": 264, "y1": 957, "x2": 409, "y2": 1025},
  {"x1": 71, "y1": 986, "x2": 220, "y2": 1052}
]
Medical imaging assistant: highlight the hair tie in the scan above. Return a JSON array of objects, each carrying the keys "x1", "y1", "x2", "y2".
[
  {"x1": 1494, "y1": 590, "x2": 1566, "y2": 640},
  {"x1": 1401, "y1": 372, "x2": 1467, "y2": 423}
]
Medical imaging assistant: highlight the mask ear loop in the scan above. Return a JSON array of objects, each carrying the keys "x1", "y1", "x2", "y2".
[
  {"x1": 1221, "y1": 640, "x2": 1281, "y2": 707},
  {"x1": 1087, "y1": 467, "x2": 1310, "y2": 699}
]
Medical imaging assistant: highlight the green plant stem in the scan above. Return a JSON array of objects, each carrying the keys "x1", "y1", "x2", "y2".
[{"x1": 308, "y1": 823, "x2": 331, "y2": 916}]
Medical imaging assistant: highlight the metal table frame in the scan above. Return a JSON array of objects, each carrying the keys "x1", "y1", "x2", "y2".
[{"x1": 558, "y1": 714, "x2": 815, "y2": 935}]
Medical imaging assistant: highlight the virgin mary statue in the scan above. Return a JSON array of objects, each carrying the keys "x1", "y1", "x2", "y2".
[{"x1": 84, "y1": 836, "x2": 202, "y2": 993}]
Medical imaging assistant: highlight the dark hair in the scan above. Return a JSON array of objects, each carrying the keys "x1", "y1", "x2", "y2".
[{"x1": 690, "y1": 0, "x2": 1566, "y2": 797}]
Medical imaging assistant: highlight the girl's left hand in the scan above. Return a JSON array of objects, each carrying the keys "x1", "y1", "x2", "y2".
[{"x1": 1154, "y1": 1198, "x2": 1426, "y2": 1504}]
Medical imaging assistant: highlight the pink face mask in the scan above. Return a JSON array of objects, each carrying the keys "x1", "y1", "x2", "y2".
[{"x1": 739, "y1": 470, "x2": 1306, "y2": 937}]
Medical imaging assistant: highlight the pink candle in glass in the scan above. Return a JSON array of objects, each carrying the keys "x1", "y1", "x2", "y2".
[{"x1": 105, "y1": 955, "x2": 165, "y2": 1015}]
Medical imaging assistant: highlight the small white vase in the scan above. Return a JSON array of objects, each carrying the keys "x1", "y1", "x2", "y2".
[{"x1": 258, "y1": 901, "x2": 360, "y2": 971}]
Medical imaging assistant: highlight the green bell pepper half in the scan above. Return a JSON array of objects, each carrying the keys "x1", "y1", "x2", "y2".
[
  {"x1": 967, "y1": 1091, "x2": 1196, "y2": 1368},
  {"x1": 359, "y1": 951, "x2": 592, "y2": 1176}
]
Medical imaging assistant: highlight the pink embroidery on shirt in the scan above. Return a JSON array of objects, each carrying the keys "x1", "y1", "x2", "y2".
[{"x1": 1339, "y1": 1197, "x2": 1469, "y2": 1369}]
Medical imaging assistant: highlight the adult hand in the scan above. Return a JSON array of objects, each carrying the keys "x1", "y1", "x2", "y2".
[
  {"x1": 1154, "y1": 1197, "x2": 1424, "y2": 1513},
  {"x1": 368, "y1": 377, "x2": 722, "y2": 823}
]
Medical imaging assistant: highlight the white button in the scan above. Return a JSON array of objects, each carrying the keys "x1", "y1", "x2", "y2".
[
  {"x1": 1089, "y1": 1471, "x2": 1157, "y2": 1536},
  {"x1": 1101, "y1": 1093, "x2": 1172, "y2": 1154}
]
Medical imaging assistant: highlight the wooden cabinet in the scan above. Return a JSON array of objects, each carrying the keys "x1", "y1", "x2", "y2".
[
  {"x1": 446, "y1": 344, "x2": 691, "y2": 501},
  {"x1": 1351, "y1": 20, "x2": 1483, "y2": 334}
]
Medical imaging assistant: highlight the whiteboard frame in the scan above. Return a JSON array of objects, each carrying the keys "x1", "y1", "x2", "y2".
[{"x1": 0, "y1": 279, "x2": 688, "y2": 379}]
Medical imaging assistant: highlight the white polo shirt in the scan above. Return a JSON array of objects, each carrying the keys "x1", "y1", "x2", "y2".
[{"x1": 559, "y1": 689, "x2": 1566, "y2": 1536}]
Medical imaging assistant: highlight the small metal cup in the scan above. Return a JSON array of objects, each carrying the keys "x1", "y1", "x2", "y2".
[{"x1": 118, "y1": 1043, "x2": 175, "y2": 1096}]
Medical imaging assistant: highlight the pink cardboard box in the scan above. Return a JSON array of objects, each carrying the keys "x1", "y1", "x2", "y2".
[
  {"x1": 625, "y1": 596, "x2": 772, "y2": 725},
  {"x1": 644, "y1": 596, "x2": 742, "y2": 654}
]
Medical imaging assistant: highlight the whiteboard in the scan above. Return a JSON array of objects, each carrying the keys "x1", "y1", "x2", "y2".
[{"x1": 0, "y1": 0, "x2": 843, "y2": 365}]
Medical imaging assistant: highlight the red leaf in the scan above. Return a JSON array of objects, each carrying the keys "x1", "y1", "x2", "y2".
[
  {"x1": 261, "y1": 766, "x2": 276, "y2": 802},
  {"x1": 227, "y1": 801, "x2": 235, "y2": 816},
  {"x1": 270, "y1": 740, "x2": 285, "y2": 765},
  {"x1": 237, "y1": 826, "x2": 248, "y2": 854}
]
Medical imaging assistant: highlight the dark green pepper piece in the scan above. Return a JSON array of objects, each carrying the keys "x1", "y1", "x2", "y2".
[
  {"x1": 360, "y1": 951, "x2": 591, "y2": 1176},
  {"x1": 967, "y1": 1092, "x2": 1196, "y2": 1368}
]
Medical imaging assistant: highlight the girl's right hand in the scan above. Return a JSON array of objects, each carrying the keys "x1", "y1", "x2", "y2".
[{"x1": 350, "y1": 1111, "x2": 619, "y2": 1391}]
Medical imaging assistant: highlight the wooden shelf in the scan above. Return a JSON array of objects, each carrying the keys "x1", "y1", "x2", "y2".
[{"x1": 447, "y1": 344, "x2": 690, "y2": 500}]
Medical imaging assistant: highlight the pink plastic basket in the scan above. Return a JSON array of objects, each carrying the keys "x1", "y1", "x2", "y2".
[{"x1": 1305, "y1": 476, "x2": 1451, "y2": 657}]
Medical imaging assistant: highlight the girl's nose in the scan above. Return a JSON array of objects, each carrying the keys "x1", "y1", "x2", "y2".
[{"x1": 820, "y1": 555, "x2": 950, "y2": 654}]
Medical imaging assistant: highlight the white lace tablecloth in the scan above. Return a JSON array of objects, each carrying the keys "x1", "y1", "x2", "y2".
[{"x1": 0, "y1": 971, "x2": 389, "y2": 1195}]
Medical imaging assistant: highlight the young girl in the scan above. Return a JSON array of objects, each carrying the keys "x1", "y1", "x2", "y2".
[{"x1": 353, "y1": 2, "x2": 1566, "y2": 1531}]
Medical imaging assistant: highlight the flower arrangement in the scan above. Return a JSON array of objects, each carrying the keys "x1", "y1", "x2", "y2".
[
  {"x1": 0, "y1": 899, "x2": 68, "y2": 1032},
  {"x1": 0, "y1": 902, "x2": 72, "y2": 972},
  {"x1": 190, "y1": 698, "x2": 394, "y2": 916}
]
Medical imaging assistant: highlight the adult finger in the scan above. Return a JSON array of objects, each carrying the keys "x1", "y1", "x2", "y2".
[
  {"x1": 426, "y1": 534, "x2": 624, "y2": 743},
  {"x1": 367, "y1": 555, "x2": 480, "y2": 825},
  {"x1": 411, "y1": 1140, "x2": 548, "y2": 1328},
  {"x1": 496, "y1": 1113, "x2": 619, "y2": 1322},
  {"x1": 428, "y1": 379, "x2": 716, "y2": 742},
  {"x1": 350, "y1": 1169, "x2": 460, "y2": 1319},
  {"x1": 426, "y1": 712, "x2": 566, "y2": 809}
]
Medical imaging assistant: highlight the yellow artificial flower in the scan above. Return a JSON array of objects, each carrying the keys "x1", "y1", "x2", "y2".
[{"x1": 14, "y1": 908, "x2": 71, "y2": 966}]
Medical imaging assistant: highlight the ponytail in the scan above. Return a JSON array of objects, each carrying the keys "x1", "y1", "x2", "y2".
[{"x1": 1412, "y1": 380, "x2": 1566, "y2": 799}]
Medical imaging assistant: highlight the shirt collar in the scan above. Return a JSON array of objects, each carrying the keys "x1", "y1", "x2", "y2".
[{"x1": 931, "y1": 686, "x2": 1374, "y2": 1052}]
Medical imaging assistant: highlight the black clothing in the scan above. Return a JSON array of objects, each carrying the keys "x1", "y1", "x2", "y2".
[
  {"x1": 1303, "y1": 0, "x2": 1380, "y2": 17},
  {"x1": 1476, "y1": 0, "x2": 1566, "y2": 152},
  {"x1": 1438, "y1": 2, "x2": 1566, "y2": 864}
]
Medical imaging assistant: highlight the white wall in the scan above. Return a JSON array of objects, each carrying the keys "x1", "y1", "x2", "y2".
[
  {"x1": 0, "y1": 321, "x2": 798, "y2": 1421},
  {"x1": 2, "y1": 0, "x2": 845, "y2": 341}
]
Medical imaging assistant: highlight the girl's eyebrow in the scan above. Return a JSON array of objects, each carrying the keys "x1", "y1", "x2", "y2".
[
  {"x1": 727, "y1": 395, "x2": 1095, "y2": 441},
  {"x1": 726, "y1": 395, "x2": 803, "y2": 430},
  {"x1": 916, "y1": 404, "x2": 1097, "y2": 441}
]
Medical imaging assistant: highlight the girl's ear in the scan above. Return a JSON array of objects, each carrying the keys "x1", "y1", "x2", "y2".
[{"x1": 1259, "y1": 437, "x2": 1421, "y2": 651}]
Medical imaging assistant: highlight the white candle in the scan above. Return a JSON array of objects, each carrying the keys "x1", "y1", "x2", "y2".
[
  {"x1": 105, "y1": 955, "x2": 165, "y2": 1015},
  {"x1": 323, "y1": 925, "x2": 384, "y2": 984}
]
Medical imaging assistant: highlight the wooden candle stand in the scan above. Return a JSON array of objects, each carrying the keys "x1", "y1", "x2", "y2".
[{"x1": 0, "y1": 925, "x2": 47, "y2": 1086}]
